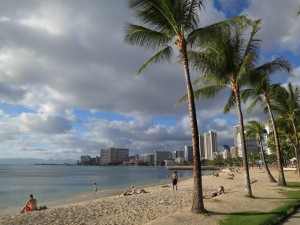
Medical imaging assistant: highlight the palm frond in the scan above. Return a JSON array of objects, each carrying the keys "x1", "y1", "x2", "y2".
[
  {"x1": 137, "y1": 46, "x2": 173, "y2": 74},
  {"x1": 240, "y1": 19, "x2": 262, "y2": 71},
  {"x1": 252, "y1": 57, "x2": 292, "y2": 78},
  {"x1": 187, "y1": 15, "x2": 252, "y2": 47},
  {"x1": 193, "y1": 84, "x2": 226, "y2": 100},
  {"x1": 223, "y1": 91, "x2": 235, "y2": 113},
  {"x1": 128, "y1": 0, "x2": 177, "y2": 32},
  {"x1": 183, "y1": 0, "x2": 206, "y2": 31},
  {"x1": 124, "y1": 23, "x2": 171, "y2": 49}
]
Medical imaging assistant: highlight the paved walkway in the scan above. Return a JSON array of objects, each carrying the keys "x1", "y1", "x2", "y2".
[{"x1": 281, "y1": 208, "x2": 300, "y2": 225}]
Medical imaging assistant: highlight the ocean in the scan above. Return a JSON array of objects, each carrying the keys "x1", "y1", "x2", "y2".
[{"x1": 0, "y1": 164, "x2": 211, "y2": 215}]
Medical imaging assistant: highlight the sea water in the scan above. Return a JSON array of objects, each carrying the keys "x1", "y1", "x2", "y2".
[
  {"x1": 0, "y1": 164, "x2": 210, "y2": 215},
  {"x1": 0, "y1": 164, "x2": 209, "y2": 215}
]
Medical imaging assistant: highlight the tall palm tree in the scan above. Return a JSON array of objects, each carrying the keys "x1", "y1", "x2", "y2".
[
  {"x1": 124, "y1": 0, "x2": 249, "y2": 212},
  {"x1": 272, "y1": 83, "x2": 300, "y2": 177},
  {"x1": 177, "y1": 19, "x2": 265, "y2": 197},
  {"x1": 179, "y1": 20, "x2": 285, "y2": 197},
  {"x1": 245, "y1": 120, "x2": 277, "y2": 182},
  {"x1": 241, "y1": 77, "x2": 291, "y2": 186}
]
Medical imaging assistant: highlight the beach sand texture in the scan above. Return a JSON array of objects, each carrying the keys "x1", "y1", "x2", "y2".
[{"x1": 0, "y1": 168, "x2": 299, "y2": 225}]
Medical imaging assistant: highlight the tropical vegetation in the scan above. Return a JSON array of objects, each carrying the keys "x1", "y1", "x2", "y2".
[
  {"x1": 245, "y1": 120, "x2": 276, "y2": 182},
  {"x1": 124, "y1": 0, "x2": 251, "y2": 213},
  {"x1": 125, "y1": 0, "x2": 300, "y2": 217},
  {"x1": 272, "y1": 83, "x2": 300, "y2": 177}
]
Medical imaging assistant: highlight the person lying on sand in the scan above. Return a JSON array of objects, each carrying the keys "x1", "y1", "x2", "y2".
[
  {"x1": 119, "y1": 186, "x2": 147, "y2": 197},
  {"x1": 204, "y1": 186, "x2": 225, "y2": 199}
]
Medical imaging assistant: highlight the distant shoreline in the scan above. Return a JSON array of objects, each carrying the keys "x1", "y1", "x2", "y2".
[{"x1": 165, "y1": 165, "x2": 223, "y2": 170}]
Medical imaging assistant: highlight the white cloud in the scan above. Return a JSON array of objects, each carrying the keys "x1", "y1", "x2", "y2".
[
  {"x1": 242, "y1": 0, "x2": 300, "y2": 53},
  {"x1": 0, "y1": 0, "x2": 298, "y2": 159}
]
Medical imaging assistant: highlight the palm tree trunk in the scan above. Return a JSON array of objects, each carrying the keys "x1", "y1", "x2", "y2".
[
  {"x1": 259, "y1": 139, "x2": 277, "y2": 182},
  {"x1": 179, "y1": 39, "x2": 205, "y2": 213},
  {"x1": 266, "y1": 100, "x2": 286, "y2": 185},
  {"x1": 291, "y1": 121, "x2": 300, "y2": 177},
  {"x1": 235, "y1": 90, "x2": 253, "y2": 197}
]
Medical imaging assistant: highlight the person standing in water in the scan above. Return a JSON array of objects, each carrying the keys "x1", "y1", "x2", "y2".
[
  {"x1": 94, "y1": 183, "x2": 98, "y2": 197},
  {"x1": 172, "y1": 171, "x2": 178, "y2": 191}
]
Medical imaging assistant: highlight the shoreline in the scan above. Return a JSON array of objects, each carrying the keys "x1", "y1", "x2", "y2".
[
  {"x1": 0, "y1": 170, "x2": 201, "y2": 217},
  {"x1": 1, "y1": 168, "x2": 299, "y2": 225},
  {"x1": 165, "y1": 165, "x2": 222, "y2": 170}
]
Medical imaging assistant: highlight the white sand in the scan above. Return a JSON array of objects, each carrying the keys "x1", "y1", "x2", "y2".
[{"x1": 0, "y1": 168, "x2": 299, "y2": 225}]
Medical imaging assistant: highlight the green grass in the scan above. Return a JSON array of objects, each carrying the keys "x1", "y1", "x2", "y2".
[{"x1": 219, "y1": 182, "x2": 300, "y2": 225}]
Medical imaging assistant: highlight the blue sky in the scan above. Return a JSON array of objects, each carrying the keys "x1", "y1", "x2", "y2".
[{"x1": 0, "y1": 0, "x2": 299, "y2": 160}]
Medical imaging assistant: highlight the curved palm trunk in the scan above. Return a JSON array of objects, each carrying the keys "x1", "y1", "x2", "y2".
[
  {"x1": 258, "y1": 139, "x2": 277, "y2": 182},
  {"x1": 235, "y1": 91, "x2": 253, "y2": 197},
  {"x1": 265, "y1": 100, "x2": 286, "y2": 185},
  {"x1": 179, "y1": 40, "x2": 205, "y2": 213},
  {"x1": 291, "y1": 121, "x2": 300, "y2": 177}
]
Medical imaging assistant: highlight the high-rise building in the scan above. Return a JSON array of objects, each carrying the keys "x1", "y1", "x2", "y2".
[
  {"x1": 264, "y1": 123, "x2": 273, "y2": 155},
  {"x1": 154, "y1": 151, "x2": 172, "y2": 165},
  {"x1": 141, "y1": 154, "x2": 155, "y2": 165},
  {"x1": 80, "y1": 155, "x2": 91, "y2": 165},
  {"x1": 202, "y1": 131, "x2": 217, "y2": 160},
  {"x1": 233, "y1": 125, "x2": 259, "y2": 157},
  {"x1": 230, "y1": 147, "x2": 238, "y2": 158},
  {"x1": 199, "y1": 135, "x2": 205, "y2": 159},
  {"x1": 174, "y1": 150, "x2": 184, "y2": 159},
  {"x1": 100, "y1": 148, "x2": 129, "y2": 165},
  {"x1": 184, "y1": 146, "x2": 193, "y2": 162}
]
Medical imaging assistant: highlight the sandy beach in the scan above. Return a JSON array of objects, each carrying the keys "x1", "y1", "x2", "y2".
[{"x1": 0, "y1": 168, "x2": 299, "y2": 225}]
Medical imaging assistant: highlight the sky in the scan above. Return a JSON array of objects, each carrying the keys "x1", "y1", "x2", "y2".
[{"x1": 0, "y1": 0, "x2": 299, "y2": 160}]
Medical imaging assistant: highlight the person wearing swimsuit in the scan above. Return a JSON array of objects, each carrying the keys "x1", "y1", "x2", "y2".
[{"x1": 172, "y1": 171, "x2": 178, "y2": 191}]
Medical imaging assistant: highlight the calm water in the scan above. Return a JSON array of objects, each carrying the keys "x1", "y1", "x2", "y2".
[{"x1": 0, "y1": 164, "x2": 209, "y2": 215}]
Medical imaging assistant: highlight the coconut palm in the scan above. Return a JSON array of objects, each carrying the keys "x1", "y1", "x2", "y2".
[
  {"x1": 241, "y1": 76, "x2": 291, "y2": 186},
  {"x1": 272, "y1": 83, "x2": 300, "y2": 177},
  {"x1": 245, "y1": 120, "x2": 277, "y2": 182},
  {"x1": 124, "y1": 0, "x2": 249, "y2": 212},
  {"x1": 177, "y1": 19, "x2": 266, "y2": 197}
]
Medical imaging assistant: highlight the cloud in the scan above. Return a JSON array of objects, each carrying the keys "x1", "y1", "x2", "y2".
[
  {"x1": 242, "y1": 0, "x2": 300, "y2": 53},
  {"x1": 0, "y1": 0, "x2": 298, "y2": 159}
]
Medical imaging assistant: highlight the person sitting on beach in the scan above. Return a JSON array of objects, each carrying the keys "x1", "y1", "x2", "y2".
[{"x1": 21, "y1": 194, "x2": 38, "y2": 212}]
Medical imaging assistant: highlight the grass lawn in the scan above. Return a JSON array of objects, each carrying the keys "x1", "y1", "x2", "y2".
[{"x1": 219, "y1": 182, "x2": 300, "y2": 225}]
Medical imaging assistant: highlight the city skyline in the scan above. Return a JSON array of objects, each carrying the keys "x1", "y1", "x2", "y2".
[{"x1": 0, "y1": 0, "x2": 299, "y2": 160}]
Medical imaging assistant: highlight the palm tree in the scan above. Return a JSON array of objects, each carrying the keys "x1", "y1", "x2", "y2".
[
  {"x1": 245, "y1": 121, "x2": 277, "y2": 182},
  {"x1": 124, "y1": 0, "x2": 249, "y2": 212},
  {"x1": 272, "y1": 83, "x2": 300, "y2": 177},
  {"x1": 241, "y1": 76, "x2": 291, "y2": 186},
  {"x1": 177, "y1": 19, "x2": 265, "y2": 197}
]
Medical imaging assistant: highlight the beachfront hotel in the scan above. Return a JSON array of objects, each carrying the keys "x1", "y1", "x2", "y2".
[
  {"x1": 233, "y1": 125, "x2": 260, "y2": 157},
  {"x1": 100, "y1": 148, "x2": 129, "y2": 165},
  {"x1": 199, "y1": 131, "x2": 218, "y2": 160},
  {"x1": 154, "y1": 151, "x2": 173, "y2": 166}
]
